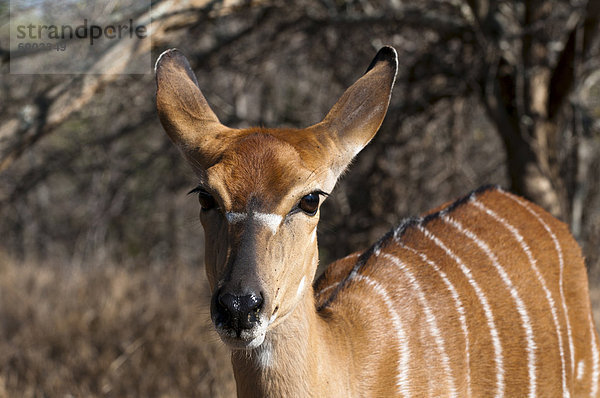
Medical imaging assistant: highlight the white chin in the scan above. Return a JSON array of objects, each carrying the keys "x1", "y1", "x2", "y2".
[{"x1": 217, "y1": 327, "x2": 267, "y2": 350}]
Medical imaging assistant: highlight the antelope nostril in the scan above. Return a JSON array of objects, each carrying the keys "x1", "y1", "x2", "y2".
[{"x1": 216, "y1": 291, "x2": 264, "y2": 330}]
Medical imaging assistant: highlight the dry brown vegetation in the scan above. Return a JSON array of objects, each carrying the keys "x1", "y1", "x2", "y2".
[{"x1": 0, "y1": 256, "x2": 235, "y2": 397}]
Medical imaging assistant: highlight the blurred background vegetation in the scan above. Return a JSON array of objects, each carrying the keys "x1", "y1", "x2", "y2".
[{"x1": 1, "y1": 0, "x2": 599, "y2": 396}]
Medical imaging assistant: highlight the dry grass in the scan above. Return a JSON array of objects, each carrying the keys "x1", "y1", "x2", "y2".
[{"x1": 0, "y1": 256, "x2": 235, "y2": 398}]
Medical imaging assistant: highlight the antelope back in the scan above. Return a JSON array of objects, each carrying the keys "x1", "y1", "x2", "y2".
[{"x1": 315, "y1": 185, "x2": 600, "y2": 397}]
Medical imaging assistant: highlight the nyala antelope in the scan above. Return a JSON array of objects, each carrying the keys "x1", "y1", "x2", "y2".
[{"x1": 155, "y1": 46, "x2": 600, "y2": 397}]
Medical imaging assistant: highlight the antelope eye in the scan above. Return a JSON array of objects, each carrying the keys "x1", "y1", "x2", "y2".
[
  {"x1": 198, "y1": 191, "x2": 216, "y2": 210},
  {"x1": 188, "y1": 186, "x2": 217, "y2": 211},
  {"x1": 299, "y1": 193, "x2": 320, "y2": 215}
]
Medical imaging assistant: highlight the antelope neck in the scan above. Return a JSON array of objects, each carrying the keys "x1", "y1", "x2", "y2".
[{"x1": 231, "y1": 285, "x2": 350, "y2": 397}]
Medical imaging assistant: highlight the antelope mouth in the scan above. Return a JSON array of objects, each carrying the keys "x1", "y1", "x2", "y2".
[{"x1": 215, "y1": 323, "x2": 268, "y2": 350}]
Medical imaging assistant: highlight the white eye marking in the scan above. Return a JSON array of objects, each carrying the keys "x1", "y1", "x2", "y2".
[
  {"x1": 254, "y1": 213, "x2": 283, "y2": 234},
  {"x1": 226, "y1": 212, "x2": 247, "y2": 223},
  {"x1": 225, "y1": 212, "x2": 283, "y2": 234}
]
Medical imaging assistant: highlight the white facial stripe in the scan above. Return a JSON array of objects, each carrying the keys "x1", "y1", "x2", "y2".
[
  {"x1": 226, "y1": 212, "x2": 247, "y2": 223},
  {"x1": 296, "y1": 276, "x2": 306, "y2": 300},
  {"x1": 269, "y1": 312, "x2": 278, "y2": 325},
  {"x1": 310, "y1": 228, "x2": 317, "y2": 243},
  {"x1": 225, "y1": 212, "x2": 282, "y2": 234},
  {"x1": 254, "y1": 213, "x2": 283, "y2": 233}
]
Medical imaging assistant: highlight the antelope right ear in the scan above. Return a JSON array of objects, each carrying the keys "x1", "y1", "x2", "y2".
[
  {"x1": 155, "y1": 49, "x2": 232, "y2": 170},
  {"x1": 315, "y1": 46, "x2": 397, "y2": 178}
]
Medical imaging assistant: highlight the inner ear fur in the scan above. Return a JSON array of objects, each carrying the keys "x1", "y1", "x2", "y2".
[
  {"x1": 155, "y1": 48, "x2": 234, "y2": 170},
  {"x1": 316, "y1": 46, "x2": 398, "y2": 177}
]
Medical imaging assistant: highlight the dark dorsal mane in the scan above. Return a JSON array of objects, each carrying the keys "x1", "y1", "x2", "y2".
[{"x1": 317, "y1": 184, "x2": 500, "y2": 312}]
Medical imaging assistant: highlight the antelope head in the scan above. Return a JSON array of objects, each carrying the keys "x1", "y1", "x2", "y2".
[{"x1": 155, "y1": 47, "x2": 397, "y2": 350}]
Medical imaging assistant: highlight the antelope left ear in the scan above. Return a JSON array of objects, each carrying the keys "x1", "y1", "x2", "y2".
[
  {"x1": 155, "y1": 48, "x2": 233, "y2": 172},
  {"x1": 316, "y1": 46, "x2": 398, "y2": 177}
]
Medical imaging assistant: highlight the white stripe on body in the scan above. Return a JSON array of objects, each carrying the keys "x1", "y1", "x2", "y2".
[
  {"x1": 401, "y1": 244, "x2": 472, "y2": 397},
  {"x1": 577, "y1": 360, "x2": 585, "y2": 381},
  {"x1": 442, "y1": 214, "x2": 537, "y2": 397},
  {"x1": 499, "y1": 189, "x2": 575, "y2": 383},
  {"x1": 316, "y1": 282, "x2": 339, "y2": 299},
  {"x1": 472, "y1": 199, "x2": 569, "y2": 398},
  {"x1": 590, "y1": 314, "x2": 600, "y2": 397},
  {"x1": 419, "y1": 225, "x2": 505, "y2": 398},
  {"x1": 353, "y1": 274, "x2": 412, "y2": 397},
  {"x1": 381, "y1": 252, "x2": 457, "y2": 397}
]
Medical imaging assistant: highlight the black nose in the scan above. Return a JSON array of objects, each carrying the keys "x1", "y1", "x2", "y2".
[{"x1": 214, "y1": 291, "x2": 263, "y2": 332}]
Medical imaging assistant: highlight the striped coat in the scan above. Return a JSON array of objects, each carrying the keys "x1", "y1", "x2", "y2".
[{"x1": 315, "y1": 185, "x2": 599, "y2": 397}]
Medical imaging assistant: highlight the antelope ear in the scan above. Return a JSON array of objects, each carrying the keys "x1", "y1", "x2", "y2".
[
  {"x1": 155, "y1": 49, "x2": 231, "y2": 170},
  {"x1": 317, "y1": 46, "x2": 397, "y2": 177}
]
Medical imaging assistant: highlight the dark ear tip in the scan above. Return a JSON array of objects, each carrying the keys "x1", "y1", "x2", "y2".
[
  {"x1": 155, "y1": 48, "x2": 191, "y2": 74},
  {"x1": 154, "y1": 48, "x2": 199, "y2": 88},
  {"x1": 365, "y1": 46, "x2": 398, "y2": 74}
]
